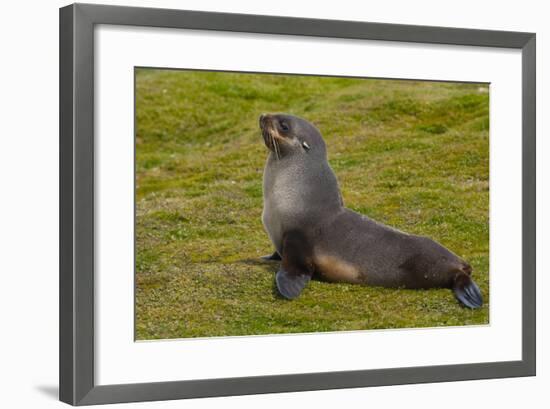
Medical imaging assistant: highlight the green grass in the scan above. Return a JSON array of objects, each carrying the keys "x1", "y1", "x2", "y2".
[{"x1": 135, "y1": 68, "x2": 489, "y2": 340}]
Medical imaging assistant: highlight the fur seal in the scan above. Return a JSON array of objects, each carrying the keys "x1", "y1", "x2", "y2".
[{"x1": 259, "y1": 113, "x2": 483, "y2": 309}]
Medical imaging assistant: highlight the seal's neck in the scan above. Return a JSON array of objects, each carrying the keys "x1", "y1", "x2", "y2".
[{"x1": 263, "y1": 152, "x2": 343, "y2": 215}]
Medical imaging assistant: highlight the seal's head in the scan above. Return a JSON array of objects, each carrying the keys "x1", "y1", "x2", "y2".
[{"x1": 259, "y1": 113, "x2": 326, "y2": 160}]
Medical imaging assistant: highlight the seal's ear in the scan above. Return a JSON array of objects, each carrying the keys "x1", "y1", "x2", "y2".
[
  {"x1": 275, "y1": 230, "x2": 314, "y2": 300},
  {"x1": 302, "y1": 141, "x2": 311, "y2": 151}
]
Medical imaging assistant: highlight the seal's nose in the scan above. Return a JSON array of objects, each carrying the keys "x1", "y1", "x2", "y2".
[{"x1": 259, "y1": 113, "x2": 273, "y2": 129}]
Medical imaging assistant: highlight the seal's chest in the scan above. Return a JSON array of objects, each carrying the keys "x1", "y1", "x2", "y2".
[
  {"x1": 262, "y1": 173, "x2": 304, "y2": 251},
  {"x1": 261, "y1": 201, "x2": 280, "y2": 250},
  {"x1": 262, "y1": 191, "x2": 294, "y2": 250}
]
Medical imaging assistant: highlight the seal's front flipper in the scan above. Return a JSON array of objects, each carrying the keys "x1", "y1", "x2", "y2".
[
  {"x1": 276, "y1": 268, "x2": 311, "y2": 299},
  {"x1": 453, "y1": 273, "x2": 483, "y2": 309},
  {"x1": 275, "y1": 230, "x2": 314, "y2": 300},
  {"x1": 261, "y1": 251, "x2": 282, "y2": 261}
]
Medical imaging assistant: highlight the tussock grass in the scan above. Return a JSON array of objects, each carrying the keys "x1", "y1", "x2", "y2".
[{"x1": 136, "y1": 69, "x2": 489, "y2": 340}]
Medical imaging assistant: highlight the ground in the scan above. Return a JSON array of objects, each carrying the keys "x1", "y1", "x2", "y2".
[{"x1": 135, "y1": 68, "x2": 489, "y2": 340}]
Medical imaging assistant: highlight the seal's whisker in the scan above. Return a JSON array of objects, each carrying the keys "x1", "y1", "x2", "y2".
[
  {"x1": 271, "y1": 132, "x2": 280, "y2": 160},
  {"x1": 273, "y1": 135, "x2": 278, "y2": 159},
  {"x1": 274, "y1": 135, "x2": 281, "y2": 160}
]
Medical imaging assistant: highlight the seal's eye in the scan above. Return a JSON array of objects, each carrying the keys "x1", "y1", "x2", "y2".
[{"x1": 279, "y1": 121, "x2": 289, "y2": 132}]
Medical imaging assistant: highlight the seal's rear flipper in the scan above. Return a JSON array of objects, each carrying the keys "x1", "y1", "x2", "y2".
[
  {"x1": 453, "y1": 273, "x2": 483, "y2": 309},
  {"x1": 276, "y1": 269, "x2": 311, "y2": 299},
  {"x1": 261, "y1": 251, "x2": 282, "y2": 261}
]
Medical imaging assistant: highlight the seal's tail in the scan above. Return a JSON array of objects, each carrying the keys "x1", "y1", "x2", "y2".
[{"x1": 452, "y1": 273, "x2": 483, "y2": 309}]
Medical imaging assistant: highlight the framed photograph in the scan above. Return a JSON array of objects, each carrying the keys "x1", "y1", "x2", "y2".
[{"x1": 59, "y1": 3, "x2": 536, "y2": 405}]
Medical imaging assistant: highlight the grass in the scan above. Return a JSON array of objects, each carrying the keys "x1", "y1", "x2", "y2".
[{"x1": 135, "y1": 68, "x2": 490, "y2": 340}]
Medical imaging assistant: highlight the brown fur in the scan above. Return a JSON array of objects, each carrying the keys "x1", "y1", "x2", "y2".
[{"x1": 314, "y1": 254, "x2": 362, "y2": 284}]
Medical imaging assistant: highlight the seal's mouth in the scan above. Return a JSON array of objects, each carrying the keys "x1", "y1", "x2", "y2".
[{"x1": 259, "y1": 114, "x2": 283, "y2": 160}]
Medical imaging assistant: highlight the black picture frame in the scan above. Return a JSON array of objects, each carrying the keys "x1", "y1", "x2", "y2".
[{"x1": 59, "y1": 3, "x2": 536, "y2": 406}]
